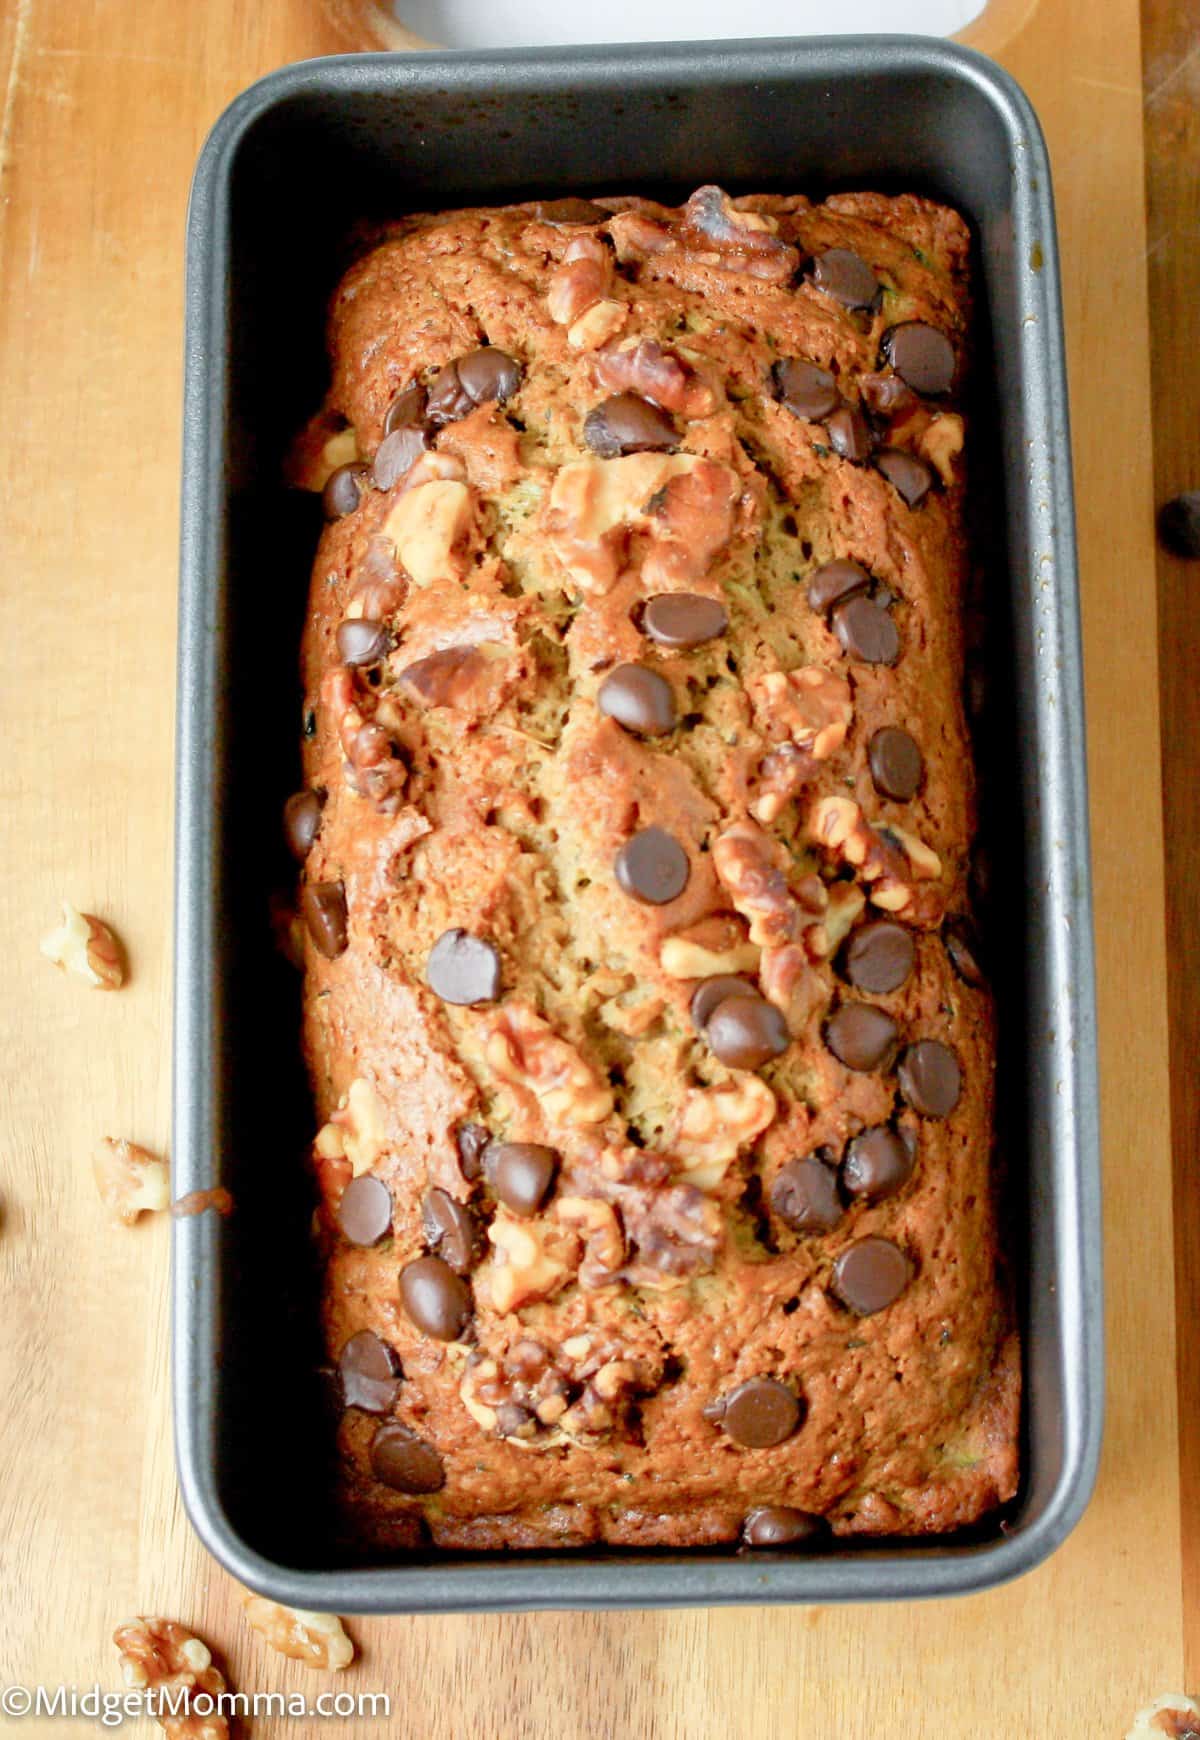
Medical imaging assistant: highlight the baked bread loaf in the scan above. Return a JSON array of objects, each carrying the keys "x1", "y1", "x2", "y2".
[{"x1": 292, "y1": 185, "x2": 1018, "y2": 1552}]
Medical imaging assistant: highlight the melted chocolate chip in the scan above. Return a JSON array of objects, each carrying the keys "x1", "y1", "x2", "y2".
[
  {"x1": 454, "y1": 1121, "x2": 490, "y2": 1182},
  {"x1": 383, "y1": 382, "x2": 429, "y2": 435},
  {"x1": 399, "y1": 1255, "x2": 472, "y2": 1341},
  {"x1": 812, "y1": 248, "x2": 878, "y2": 309},
  {"x1": 824, "y1": 1003, "x2": 900, "y2": 1072},
  {"x1": 832, "y1": 1236, "x2": 912, "y2": 1315},
  {"x1": 742, "y1": 1506, "x2": 827, "y2": 1548},
  {"x1": 773, "y1": 357, "x2": 840, "y2": 422},
  {"x1": 825, "y1": 405, "x2": 874, "y2": 463},
  {"x1": 943, "y1": 918, "x2": 986, "y2": 988},
  {"x1": 882, "y1": 323, "x2": 956, "y2": 396},
  {"x1": 690, "y1": 974, "x2": 759, "y2": 1032},
  {"x1": 875, "y1": 448, "x2": 934, "y2": 508},
  {"x1": 597, "y1": 663, "x2": 677, "y2": 736},
  {"x1": 535, "y1": 197, "x2": 609, "y2": 224},
  {"x1": 426, "y1": 929, "x2": 501, "y2": 1006},
  {"x1": 807, "y1": 559, "x2": 871, "y2": 615},
  {"x1": 422, "y1": 1188, "x2": 478, "y2": 1273},
  {"x1": 868, "y1": 727, "x2": 924, "y2": 801},
  {"x1": 583, "y1": 392, "x2": 678, "y2": 457},
  {"x1": 640, "y1": 592, "x2": 729, "y2": 649},
  {"x1": 283, "y1": 789, "x2": 324, "y2": 861},
  {"x1": 715, "y1": 1378, "x2": 803, "y2": 1448},
  {"x1": 337, "y1": 1174, "x2": 392, "y2": 1246},
  {"x1": 427, "y1": 347, "x2": 523, "y2": 425},
  {"x1": 841, "y1": 920, "x2": 914, "y2": 994},
  {"x1": 339, "y1": 1330, "x2": 401, "y2": 1414},
  {"x1": 370, "y1": 1421, "x2": 445, "y2": 1493},
  {"x1": 832, "y1": 594, "x2": 899, "y2": 665},
  {"x1": 323, "y1": 461, "x2": 371, "y2": 520},
  {"x1": 841, "y1": 1125, "x2": 915, "y2": 1202},
  {"x1": 337, "y1": 618, "x2": 391, "y2": 669},
  {"x1": 705, "y1": 994, "x2": 789, "y2": 1071},
  {"x1": 614, "y1": 827, "x2": 690, "y2": 905},
  {"x1": 770, "y1": 1156, "x2": 843, "y2": 1233},
  {"x1": 303, "y1": 881, "x2": 348, "y2": 959},
  {"x1": 484, "y1": 1142, "x2": 560, "y2": 1218},
  {"x1": 373, "y1": 424, "x2": 429, "y2": 491},
  {"x1": 898, "y1": 1040, "x2": 962, "y2": 1118}
]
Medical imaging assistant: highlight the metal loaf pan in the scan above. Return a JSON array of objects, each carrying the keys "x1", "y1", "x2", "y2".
[{"x1": 176, "y1": 36, "x2": 1101, "y2": 1612}]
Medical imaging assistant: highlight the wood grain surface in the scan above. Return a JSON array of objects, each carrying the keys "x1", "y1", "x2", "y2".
[
  {"x1": 1141, "y1": 0, "x2": 1200, "y2": 1692},
  {"x1": 0, "y1": 0, "x2": 1185, "y2": 1733}
]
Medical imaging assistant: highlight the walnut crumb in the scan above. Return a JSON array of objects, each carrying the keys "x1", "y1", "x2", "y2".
[
  {"x1": 40, "y1": 901, "x2": 125, "y2": 989},
  {"x1": 241, "y1": 1595, "x2": 354, "y2": 1671}
]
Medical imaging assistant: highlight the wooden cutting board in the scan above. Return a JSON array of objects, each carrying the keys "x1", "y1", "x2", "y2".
[{"x1": 0, "y1": 0, "x2": 1184, "y2": 1733}]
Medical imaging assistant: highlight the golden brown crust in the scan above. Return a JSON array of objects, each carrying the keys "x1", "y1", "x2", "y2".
[{"x1": 294, "y1": 186, "x2": 1018, "y2": 1551}]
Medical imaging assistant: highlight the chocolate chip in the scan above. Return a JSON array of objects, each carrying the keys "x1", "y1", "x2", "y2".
[
  {"x1": 303, "y1": 880, "x2": 348, "y2": 959},
  {"x1": 690, "y1": 974, "x2": 759, "y2": 1032},
  {"x1": 875, "y1": 448, "x2": 934, "y2": 508},
  {"x1": 372, "y1": 424, "x2": 429, "y2": 491},
  {"x1": 812, "y1": 248, "x2": 878, "y2": 309},
  {"x1": 426, "y1": 929, "x2": 501, "y2": 1006},
  {"x1": 484, "y1": 1142, "x2": 559, "y2": 1218},
  {"x1": 339, "y1": 1330, "x2": 401, "y2": 1414},
  {"x1": 825, "y1": 405, "x2": 874, "y2": 462},
  {"x1": 770, "y1": 1156, "x2": 843, "y2": 1233},
  {"x1": 597, "y1": 663, "x2": 677, "y2": 736},
  {"x1": 841, "y1": 1125, "x2": 914, "y2": 1202},
  {"x1": 943, "y1": 918, "x2": 986, "y2": 988},
  {"x1": 427, "y1": 347, "x2": 523, "y2": 425},
  {"x1": 832, "y1": 594, "x2": 899, "y2": 665},
  {"x1": 807, "y1": 558, "x2": 872, "y2": 615},
  {"x1": 869, "y1": 727, "x2": 924, "y2": 801},
  {"x1": 454, "y1": 1121, "x2": 490, "y2": 1182},
  {"x1": 422, "y1": 1188, "x2": 478, "y2": 1272},
  {"x1": 535, "y1": 196, "x2": 609, "y2": 224},
  {"x1": 283, "y1": 789, "x2": 324, "y2": 861},
  {"x1": 614, "y1": 826, "x2": 690, "y2": 905},
  {"x1": 337, "y1": 618, "x2": 391, "y2": 669},
  {"x1": 742, "y1": 1506, "x2": 826, "y2": 1548},
  {"x1": 383, "y1": 382, "x2": 429, "y2": 435},
  {"x1": 773, "y1": 357, "x2": 839, "y2": 422},
  {"x1": 399, "y1": 1255, "x2": 472, "y2": 1341},
  {"x1": 824, "y1": 1004, "x2": 900, "y2": 1072},
  {"x1": 882, "y1": 323, "x2": 956, "y2": 396},
  {"x1": 831, "y1": 1236, "x2": 912, "y2": 1315},
  {"x1": 898, "y1": 1040, "x2": 962, "y2": 1118},
  {"x1": 370, "y1": 1421, "x2": 445, "y2": 1493},
  {"x1": 640, "y1": 592, "x2": 728, "y2": 648},
  {"x1": 337, "y1": 1174, "x2": 392, "y2": 1246},
  {"x1": 714, "y1": 1378, "x2": 803, "y2": 1448},
  {"x1": 323, "y1": 461, "x2": 371, "y2": 520},
  {"x1": 1158, "y1": 492, "x2": 1200, "y2": 559},
  {"x1": 583, "y1": 392, "x2": 678, "y2": 457},
  {"x1": 841, "y1": 920, "x2": 914, "y2": 994},
  {"x1": 705, "y1": 995, "x2": 789, "y2": 1070}
]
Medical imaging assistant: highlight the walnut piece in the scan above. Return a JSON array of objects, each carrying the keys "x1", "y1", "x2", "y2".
[
  {"x1": 94, "y1": 1138, "x2": 170, "y2": 1226},
  {"x1": 547, "y1": 234, "x2": 613, "y2": 325},
  {"x1": 808, "y1": 796, "x2": 942, "y2": 913},
  {"x1": 547, "y1": 453, "x2": 737, "y2": 594},
  {"x1": 617, "y1": 1180, "x2": 723, "y2": 1284},
  {"x1": 748, "y1": 665, "x2": 853, "y2": 760},
  {"x1": 113, "y1": 1618, "x2": 230, "y2": 1740},
  {"x1": 592, "y1": 338, "x2": 716, "y2": 417},
  {"x1": 679, "y1": 185, "x2": 800, "y2": 282},
  {"x1": 555, "y1": 1194, "x2": 625, "y2": 1286},
  {"x1": 672, "y1": 1077, "x2": 776, "y2": 1186},
  {"x1": 486, "y1": 1003, "x2": 614, "y2": 1128},
  {"x1": 241, "y1": 1595, "x2": 354, "y2": 1671},
  {"x1": 321, "y1": 666, "x2": 408, "y2": 813},
  {"x1": 484, "y1": 1211, "x2": 579, "y2": 1312},
  {"x1": 382, "y1": 478, "x2": 474, "y2": 586},
  {"x1": 567, "y1": 300, "x2": 629, "y2": 351},
  {"x1": 712, "y1": 820, "x2": 821, "y2": 948},
  {"x1": 660, "y1": 914, "x2": 760, "y2": 981},
  {"x1": 40, "y1": 901, "x2": 125, "y2": 989},
  {"x1": 917, "y1": 412, "x2": 964, "y2": 484},
  {"x1": 313, "y1": 1077, "x2": 386, "y2": 1177}
]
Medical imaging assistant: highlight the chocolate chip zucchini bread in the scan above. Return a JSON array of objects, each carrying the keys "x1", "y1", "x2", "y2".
[{"x1": 291, "y1": 184, "x2": 1018, "y2": 1552}]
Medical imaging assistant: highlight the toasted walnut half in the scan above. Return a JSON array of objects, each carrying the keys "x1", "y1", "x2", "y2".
[
  {"x1": 313, "y1": 1077, "x2": 386, "y2": 1177},
  {"x1": 486, "y1": 1003, "x2": 614, "y2": 1128},
  {"x1": 712, "y1": 820, "x2": 821, "y2": 949},
  {"x1": 484, "y1": 1211, "x2": 580, "y2": 1313},
  {"x1": 94, "y1": 1138, "x2": 170, "y2": 1227},
  {"x1": 593, "y1": 338, "x2": 717, "y2": 418},
  {"x1": 748, "y1": 666, "x2": 853, "y2": 760},
  {"x1": 113, "y1": 1618, "x2": 230, "y2": 1740},
  {"x1": 672, "y1": 1077, "x2": 776, "y2": 1187},
  {"x1": 241, "y1": 1596, "x2": 354, "y2": 1671},
  {"x1": 547, "y1": 453, "x2": 737, "y2": 595},
  {"x1": 40, "y1": 901, "x2": 125, "y2": 989}
]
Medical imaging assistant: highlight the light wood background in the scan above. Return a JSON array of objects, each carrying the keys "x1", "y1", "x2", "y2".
[{"x1": 0, "y1": 0, "x2": 1186, "y2": 1732}]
